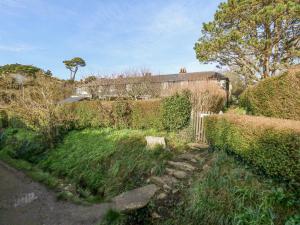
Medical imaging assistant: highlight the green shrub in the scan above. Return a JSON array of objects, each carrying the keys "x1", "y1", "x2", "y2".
[
  {"x1": 205, "y1": 114, "x2": 300, "y2": 184},
  {"x1": 0, "y1": 128, "x2": 46, "y2": 163},
  {"x1": 62, "y1": 100, "x2": 165, "y2": 131},
  {"x1": 240, "y1": 69, "x2": 300, "y2": 120},
  {"x1": 131, "y1": 100, "x2": 163, "y2": 130},
  {"x1": 0, "y1": 110, "x2": 8, "y2": 128},
  {"x1": 112, "y1": 101, "x2": 132, "y2": 129},
  {"x1": 161, "y1": 92, "x2": 192, "y2": 131}
]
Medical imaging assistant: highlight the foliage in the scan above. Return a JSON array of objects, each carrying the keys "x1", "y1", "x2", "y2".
[
  {"x1": 204, "y1": 114, "x2": 300, "y2": 184},
  {"x1": 63, "y1": 57, "x2": 86, "y2": 81},
  {"x1": 112, "y1": 101, "x2": 132, "y2": 129},
  {"x1": 0, "y1": 128, "x2": 46, "y2": 163},
  {"x1": 161, "y1": 151, "x2": 299, "y2": 225},
  {"x1": 165, "y1": 80, "x2": 227, "y2": 113},
  {"x1": 39, "y1": 128, "x2": 172, "y2": 200},
  {"x1": 240, "y1": 68, "x2": 300, "y2": 120},
  {"x1": 224, "y1": 69, "x2": 246, "y2": 97},
  {"x1": 161, "y1": 92, "x2": 192, "y2": 131},
  {"x1": 131, "y1": 100, "x2": 163, "y2": 130},
  {"x1": 0, "y1": 110, "x2": 8, "y2": 128},
  {"x1": 194, "y1": 0, "x2": 300, "y2": 80},
  {"x1": 63, "y1": 97, "x2": 192, "y2": 132},
  {"x1": 0, "y1": 63, "x2": 42, "y2": 77}
]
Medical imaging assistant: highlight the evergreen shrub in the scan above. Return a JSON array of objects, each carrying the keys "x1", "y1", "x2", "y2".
[
  {"x1": 205, "y1": 114, "x2": 300, "y2": 184},
  {"x1": 161, "y1": 91, "x2": 192, "y2": 131},
  {"x1": 240, "y1": 69, "x2": 300, "y2": 120}
]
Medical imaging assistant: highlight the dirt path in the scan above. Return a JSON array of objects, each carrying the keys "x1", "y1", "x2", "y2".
[{"x1": 0, "y1": 161, "x2": 113, "y2": 225}]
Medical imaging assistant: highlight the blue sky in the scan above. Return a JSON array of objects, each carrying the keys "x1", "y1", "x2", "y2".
[{"x1": 0, "y1": 0, "x2": 223, "y2": 80}]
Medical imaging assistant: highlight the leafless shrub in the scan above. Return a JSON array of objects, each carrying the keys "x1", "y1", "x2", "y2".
[{"x1": 165, "y1": 81, "x2": 227, "y2": 112}]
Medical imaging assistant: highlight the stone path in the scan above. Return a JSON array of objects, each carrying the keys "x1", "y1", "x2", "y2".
[
  {"x1": 146, "y1": 143, "x2": 212, "y2": 219},
  {"x1": 0, "y1": 142, "x2": 211, "y2": 224}
]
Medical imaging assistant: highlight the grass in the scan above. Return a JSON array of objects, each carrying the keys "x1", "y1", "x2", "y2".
[
  {"x1": 158, "y1": 151, "x2": 299, "y2": 225},
  {"x1": 38, "y1": 128, "x2": 174, "y2": 200},
  {"x1": 0, "y1": 127, "x2": 185, "y2": 202}
]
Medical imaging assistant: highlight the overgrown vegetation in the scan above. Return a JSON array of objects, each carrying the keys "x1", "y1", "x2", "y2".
[
  {"x1": 61, "y1": 93, "x2": 191, "y2": 132},
  {"x1": 204, "y1": 114, "x2": 300, "y2": 184},
  {"x1": 240, "y1": 68, "x2": 300, "y2": 120},
  {"x1": 0, "y1": 127, "x2": 189, "y2": 201},
  {"x1": 159, "y1": 151, "x2": 299, "y2": 225}
]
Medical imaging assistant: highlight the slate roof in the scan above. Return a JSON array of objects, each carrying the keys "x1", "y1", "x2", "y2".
[{"x1": 82, "y1": 71, "x2": 228, "y2": 86}]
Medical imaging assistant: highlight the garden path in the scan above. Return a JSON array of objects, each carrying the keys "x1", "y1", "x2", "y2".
[{"x1": 0, "y1": 161, "x2": 113, "y2": 225}]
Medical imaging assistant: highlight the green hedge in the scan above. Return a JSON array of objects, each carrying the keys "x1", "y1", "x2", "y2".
[
  {"x1": 161, "y1": 92, "x2": 192, "y2": 131},
  {"x1": 131, "y1": 100, "x2": 163, "y2": 130},
  {"x1": 240, "y1": 69, "x2": 300, "y2": 120},
  {"x1": 204, "y1": 114, "x2": 300, "y2": 184},
  {"x1": 62, "y1": 94, "x2": 191, "y2": 131}
]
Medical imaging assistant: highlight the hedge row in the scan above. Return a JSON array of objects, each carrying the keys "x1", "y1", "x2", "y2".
[
  {"x1": 62, "y1": 93, "x2": 192, "y2": 131},
  {"x1": 240, "y1": 69, "x2": 300, "y2": 120},
  {"x1": 204, "y1": 114, "x2": 300, "y2": 184}
]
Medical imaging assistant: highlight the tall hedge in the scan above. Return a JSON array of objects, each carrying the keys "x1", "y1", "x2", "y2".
[
  {"x1": 131, "y1": 100, "x2": 163, "y2": 130},
  {"x1": 205, "y1": 114, "x2": 300, "y2": 184},
  {"x1": 240, "y1": 69, "x2": 300, "y2": 120},
  {"x1": 161, "y1": 92, "x2": 192, "y2": 131}
]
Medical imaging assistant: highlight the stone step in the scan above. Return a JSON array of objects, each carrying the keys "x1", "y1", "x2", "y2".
[
  {"x1": 156, "y1": 192, "x2": 168, "y2": 200},
  {"x1": 167, "y1": 161, "x2": 196, "y2": 172},
  {"x1": 177, "y1": 153, "x2": 203, "y2": 162},
  {"x1": 112, "y1": 184, "x2": 159, "y2": 211},
  {"x1": 187, "y1": 143, "x2": 209, "y2": 150},
  {"x1": 150, "y1": 175, "x2": 178, "y2": 188},
  {"x1": 165, "y1": 168, "x2": 187, "y2": 179}
]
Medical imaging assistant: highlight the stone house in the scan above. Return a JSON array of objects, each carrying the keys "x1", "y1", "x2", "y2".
[{"x1": 76, "y1": 69, "x2": 230, "y2": 101}]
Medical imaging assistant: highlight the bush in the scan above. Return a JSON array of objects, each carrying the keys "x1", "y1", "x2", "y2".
[
  {"x1": 112, "y1": 101, "x2": 132, "y2": 129},
  {"x1": 204, "y1": 114, "x2": 300, "y2": 184},
  {"x1": 0, "y1": 128, "x2": 46, "y2": 163},
  {"x1": 0, "y1": 110, "x2": 8, "y2": 128},
  {"x1": 161, "y1": 92, "x2": 192, "y2": 131},
  {"x1": 63, "y1": 100, "x2": 164, "y2": 131},
  {"x1": 62, "y1": 101, "x2": 114, "y2": 129},
  {"x1": 240, "y1": 69, "x2": 300, "y2": 120},
  {"x1": 131, "y1": 100, "x2": 163, "y2": 130}
]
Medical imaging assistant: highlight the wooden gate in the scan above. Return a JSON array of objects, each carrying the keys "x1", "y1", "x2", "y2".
[{"x1": 192, "y1": 111, "x2": 213, "y2": 143}]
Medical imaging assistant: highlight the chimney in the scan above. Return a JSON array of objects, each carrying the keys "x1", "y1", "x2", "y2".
[{"x1": 179, "y1": 67, "x2": 187, "y2": 74}]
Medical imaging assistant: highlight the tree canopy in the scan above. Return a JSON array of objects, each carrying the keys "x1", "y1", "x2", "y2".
[
  {"x1": 63, "y1": 57, "x2": 86, "y2": 81},
  {"x1": 194, "y1": 0, "x2": 300, "y2": 82}
]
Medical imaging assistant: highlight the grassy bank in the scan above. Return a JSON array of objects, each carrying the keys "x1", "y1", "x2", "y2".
[
  {"x1": 157, "y1": 151, "x2": 299, "y2": 225},
  {"x1": 0, "y1": 128, "x2": 187, "y2": 202}
]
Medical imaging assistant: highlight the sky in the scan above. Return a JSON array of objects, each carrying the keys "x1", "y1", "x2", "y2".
[{"x1": 0, "y1": 0, "x2": 223, "y2": 80}]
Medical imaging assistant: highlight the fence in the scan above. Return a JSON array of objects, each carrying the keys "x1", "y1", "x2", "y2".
[{"x1": 192, "y1": 111, "x2": 213, "y2": 143}]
